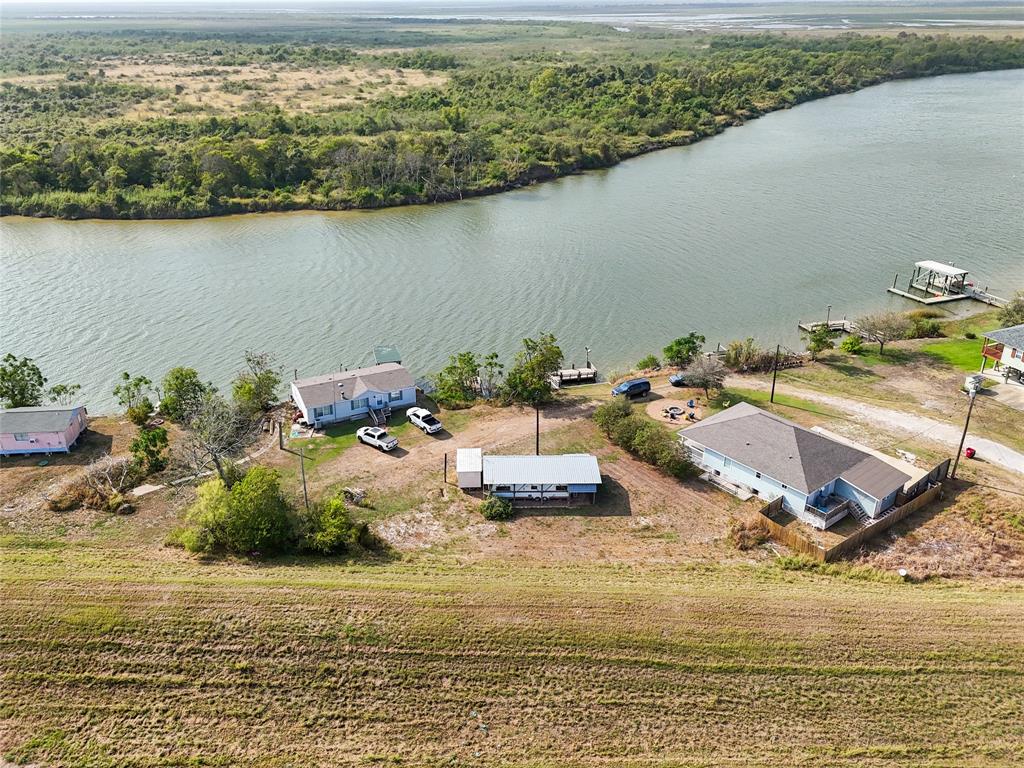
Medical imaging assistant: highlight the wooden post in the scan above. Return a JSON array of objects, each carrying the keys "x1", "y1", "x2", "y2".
[
  {"x1": 299, "y1": 447, "x2": 309, "y2": 509},
  {"x1": 892, "y1": 272, "x2": 899, "y2": 289},
  {"x1": 278, "y1": 420, "x2": 284, "y2": 450},
  {"x1": 444, "y1": 453, "x2": 448, "y2": 485},
  {"x1": 770, "y1": 344, "x2": 781, "y2": 404}
]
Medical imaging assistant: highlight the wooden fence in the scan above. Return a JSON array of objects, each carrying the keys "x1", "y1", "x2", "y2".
[{"x1": 754, "y1": 460, "x2": 949, "y2": 562}]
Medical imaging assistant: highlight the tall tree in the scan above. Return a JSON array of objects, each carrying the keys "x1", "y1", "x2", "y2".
[
  {"x1": 160, "y1": 367, "x2": 211, "y2": 422},
  {"x1": 663, "y1": 332, "x2": 706, "y2": 368},
  {"x1": 47, "y1": 383, "x2": 82, "y2": 406},
  {"x1": 998, "y1": 291, "x2": 1024, "y2": 328},
  {"x1": 176, "y1": 392, "x2": 259, "y2": 488},
  {"x1": 232, "y1": 351, "x2": 282, "y2": 416},
  {"x1": 113, "y1": 371, "x2": 151, "y2": 411},
  {"x1": 501, "y1": 333, "x2": 563, "y2": 406},
  {"x1": 481, "y1": 353, "x2": 504, "y2": 400},
  {"x1": 0, "y1": 354, "x2": 46, "y2": 408},
  {"x1": 856, "y1": 312, "x2": 912, "y2": 355},
  {"x1": 682, "y1": 355, "x2": 727, "y2": 398},
  {"x1": 432, "y1": 351, "x2": 481, "y2": 407}
]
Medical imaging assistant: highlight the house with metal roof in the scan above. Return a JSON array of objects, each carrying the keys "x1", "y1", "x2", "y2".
[
  {"x1": 456, "y1": 448, "x2": 601, "y2": 504},
  {"x1": 1, "y1": 405, "x2": 88, "y2": 456},
  {"x1": 678, "y1": 403, "x2": 911, "y2": 529},
  {"x1": 981, "y1": 323, "x2": 1024, "y2": 381},
  {"x1": 291, "y1": 362, "x2": 416, "y2": 428}
]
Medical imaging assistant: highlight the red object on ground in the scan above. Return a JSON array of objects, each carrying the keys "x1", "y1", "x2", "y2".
[{"x1": 965, "y1": 447, "x2": 976, "y2": 459}]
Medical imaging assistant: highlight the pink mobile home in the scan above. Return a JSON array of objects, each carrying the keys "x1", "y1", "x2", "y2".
[{"x1": 0, "y1": 405, "x2": 88, "y2": 456}]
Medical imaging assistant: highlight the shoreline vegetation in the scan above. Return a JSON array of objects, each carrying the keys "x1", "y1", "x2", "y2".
[{"x1": 2, "y1": 27, "x2": 1023, "y2": 220}]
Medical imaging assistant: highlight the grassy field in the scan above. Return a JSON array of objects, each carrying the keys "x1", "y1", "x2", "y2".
[{"x1": 3, "y1": 535, "x2": 1024, "y2": 767}]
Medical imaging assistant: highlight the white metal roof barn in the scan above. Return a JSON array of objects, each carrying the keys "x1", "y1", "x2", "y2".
[{"x1": 482, "y1": 454, "x2": 601, "y2": 487}]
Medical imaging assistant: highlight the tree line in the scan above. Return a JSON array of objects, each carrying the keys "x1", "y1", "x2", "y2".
[{"x1": 3, "y1": 33, "x2": 1021, "y2": 218}]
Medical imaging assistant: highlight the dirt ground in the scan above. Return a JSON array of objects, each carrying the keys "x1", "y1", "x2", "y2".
[
  {"x1": 260, "y1": 398, "x2": 762, "y2": 565},
  {"x1": 3, "y1": 59, "x2": 447, "y2": 118}
]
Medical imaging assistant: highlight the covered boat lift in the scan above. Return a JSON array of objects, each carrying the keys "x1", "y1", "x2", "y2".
[{"x1": 887, "y1": 260, "x2": 970, "y2": 304}]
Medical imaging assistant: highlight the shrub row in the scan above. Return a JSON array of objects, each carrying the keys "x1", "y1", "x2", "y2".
[{"x1": 593, "y1": 398, "x2": 694, "y2": 479}]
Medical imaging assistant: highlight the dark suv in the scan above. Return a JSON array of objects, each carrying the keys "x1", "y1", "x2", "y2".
[{"x1": 611, "y1": 378, "x2": 651, "y2": 399}]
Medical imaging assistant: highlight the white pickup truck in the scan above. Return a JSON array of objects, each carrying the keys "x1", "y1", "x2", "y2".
[
  {"x1": 356, "y1": 426, "x2": 399, "y2": 452},
  {"x1": 407, "y1": 407, "x2": 443, "y2": 434}
]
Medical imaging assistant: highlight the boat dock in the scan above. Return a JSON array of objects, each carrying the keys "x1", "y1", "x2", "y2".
[
  {"x1": 549, "y1": 367, "x2": 598, "y2": 389},
  {"x1": 887, "y1": 261, "x2": 1007, "y2": 307}
]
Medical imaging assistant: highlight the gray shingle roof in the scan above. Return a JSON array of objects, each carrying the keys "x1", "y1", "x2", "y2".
[
  {"x1": 679, "y1": 402, "x2": 910, "y2": 498},
  {"x1": 0, "y1": 406, "x2": 84, "y2": 434},
  {"x1": 983, "y1": 323, "x2": 1024, "y2": 350},
  {"x1": 483, "y1": 454, "x2": 602, "y2": 486},
  {"x1": 292, "y1": 363, "x2": 414, "y2": 407}
]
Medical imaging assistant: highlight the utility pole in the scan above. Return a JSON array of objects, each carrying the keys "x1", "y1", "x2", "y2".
[
  {"x1": 299, "y1": 446, "x2": 309, "y2": 509},
  {"x1": 950, "y1": 388, "x2": 977, "y2": 480},
  {"x1": 535, "y1": 403, "x2": 540, "y2": 455},
  {"x1": 770, "y1": 344, "x2": 781, "y2": 403}
]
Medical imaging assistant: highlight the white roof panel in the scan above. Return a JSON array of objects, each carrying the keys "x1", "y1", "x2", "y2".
[
  {"x1": 483, "y1": 454, "x2": 602, "y2": 486},
  {"x1": 456, "y1": 448, "x2": 482, "y2": 473},
  {"x1": 914, "y1": 260, "x2": 968, "y2": 277}
]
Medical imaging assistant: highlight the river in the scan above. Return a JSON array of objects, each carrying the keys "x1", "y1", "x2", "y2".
[{"x1": 2, "y1": 70, "x2": 1022, "y2": 412}]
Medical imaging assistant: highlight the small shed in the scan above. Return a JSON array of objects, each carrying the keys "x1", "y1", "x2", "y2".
[{"x1": 456, "y1": 448, "x2": 483, "y2": 489}]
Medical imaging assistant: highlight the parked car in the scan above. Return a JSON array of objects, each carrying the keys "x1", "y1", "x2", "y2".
[
  {"x1": 407, "y1": 406, "x2": 443, "y2": 434},
  {"x1": 668, "y1": 372, "x2": 689, "y2": 387},
  {"x1": 611, "y1": 378, "x2": 651, "y2": 398},
  {"x1": 356, "y1": 426, "x2": 399, "y2": 451}
]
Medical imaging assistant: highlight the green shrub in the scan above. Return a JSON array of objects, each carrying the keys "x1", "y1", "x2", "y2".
[
  {"x1": 126, "y1": 396, "x2": 154, "y2": 426},
  {"x1": 593, "y1": 397, "x2": 633, "y2": 434},
  {"x1": 180, "y1": 467, "x2": 293, "y2": 555},
  {"x1": 909, "y1": 318, "x2": 942, "y2": 339},
  {"x1": 839, "y1": 335, "x2": 863, "y2": 354},
  {"x1": 610, "y1": 414, "x2": 645, "y2": 449},
  {"x1": 130, "y1": 426, "x2": 168, "y2": 475},
  {"x1": 301, "y1": 495, "x2": 365, "y2": 554},
  {"x1": 636, "y1": 354, "x2": 660, "y2": 371},
  {"x1": 480, "y1": 495, "x2": 514, "y2": 521},
  {"x1": 965, "y1": 331, "x2": 977, "y2": 340}
]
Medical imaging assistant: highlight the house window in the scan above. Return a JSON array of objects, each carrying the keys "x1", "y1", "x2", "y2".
[
  {"x1": 389, "y1": 390, "x2": 403, "y2": 402},
  {"x1": 494, "y1": 485, "x2": 511, "y2": 491},
  {"x1": 351, "y1": 398, "x2": 369, "y2": 410},
  {"x1": 312, "y1": 404, "x2": 334, "y2": 419},
  {"x1": 13, "y1": 433, "x2": 29, "y2": 441},
  {"x1": 755, "y1": 472, "x2": 762, "y2": 479},
  {"x1": 781, "y1": 484, "x2": 788, "y2": 489},
  {"x1": 555, "y1": 485, "x2": 567, "y2": 491}
]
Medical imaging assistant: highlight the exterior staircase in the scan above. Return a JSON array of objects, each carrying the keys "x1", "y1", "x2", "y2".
[
  {"x1": 369, "y1": 406, "x2": 391, "y2": 427},
  {"x1": 847, "y1": 499, "x2": 871, "y2": 526}
]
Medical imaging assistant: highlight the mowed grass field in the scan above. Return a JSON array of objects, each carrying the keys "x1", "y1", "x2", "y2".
[{"x1": 3, "y1": 536, "x2": 1024, "y2": 767}]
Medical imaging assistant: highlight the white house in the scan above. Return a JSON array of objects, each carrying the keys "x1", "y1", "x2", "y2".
[
  {"x1": 981, "y1": 323, "x2": 1024, "y2": 382},
  {"x1": 291, "y1": 363, "x2": 416, "y2": 428},
  {"x1": 679, "y1": 403, "x2": 910, "y2": 529},
  {"x1": 456, "y1": 449, "x2": 601, "y2": 504}
]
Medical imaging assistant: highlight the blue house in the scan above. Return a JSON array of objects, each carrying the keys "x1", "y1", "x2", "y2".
[
  {"x1": 291, "y1": 363, "x2": 417, "y2": 428},
  {"x1": 679, "y1": 403, "x2": 911, "y2": 529}
]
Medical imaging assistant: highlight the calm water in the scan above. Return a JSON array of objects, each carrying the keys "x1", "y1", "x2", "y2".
[{"x1": 2, "y1": 70, "x2": 1023, "y2": 412}]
